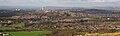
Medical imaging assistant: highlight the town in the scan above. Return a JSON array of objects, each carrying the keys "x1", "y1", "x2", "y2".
[{"x1": 0, "y1": 7, "x2": 120, "y2": 36}]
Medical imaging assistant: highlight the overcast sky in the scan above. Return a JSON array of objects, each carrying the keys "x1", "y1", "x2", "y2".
[{"x1": 0, "y1": 0, "x2": 120, "y2": 7}]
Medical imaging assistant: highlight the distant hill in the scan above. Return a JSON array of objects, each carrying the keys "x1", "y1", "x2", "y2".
[
  {"x1": 0, "y1": 6, "x2": 41, "y2": 10},
  {"x1": 0, "y1": 6, "x2": 120, "y2": 17},
  {"x1": 94, "y1": 6, "x2": 120, "y2": 10}
]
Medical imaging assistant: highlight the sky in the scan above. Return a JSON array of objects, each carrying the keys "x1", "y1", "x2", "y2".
[{"x1": 0, "y1": 0, "x2": 120, "y2": 7}]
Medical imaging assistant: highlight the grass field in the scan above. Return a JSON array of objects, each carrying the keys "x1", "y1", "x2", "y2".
[
  {"x1": 84, "y1": 32, "x2": 120, "y2": 36},
  {"x1": 76, "y1": 32, "x2": 120, "y2": 36},
  {"x1": 6, "y1": 31, "x2": 51, "y2": 36},
  {"x1": 0, "y1": 28, "x2": 14, "y2": 30}
]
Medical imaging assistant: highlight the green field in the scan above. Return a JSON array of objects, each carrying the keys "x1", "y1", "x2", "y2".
[
  {"x1": 6, "y1": 31, "x2": 51, "y2": 36},
  {"x1": 0, "y1": 28, "x2": 14, "y2": 30}
]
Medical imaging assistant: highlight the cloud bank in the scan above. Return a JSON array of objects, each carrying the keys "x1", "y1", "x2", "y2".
[{"x1": 0, "y1": 0, "x2": 120, "y2": 7}]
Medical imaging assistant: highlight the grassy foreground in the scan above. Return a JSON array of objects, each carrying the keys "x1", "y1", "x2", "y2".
[
  {"x1": 76, "y1": 32, "x2": 120, "y2": 36},
  {"x1": 6, "y1": 31, "x2": 51, "y2": 36}
]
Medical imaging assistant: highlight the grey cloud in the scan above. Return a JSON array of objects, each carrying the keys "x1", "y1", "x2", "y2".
[{"x1": 0, "y1": 0, "x2": 120, "y2": 7}]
